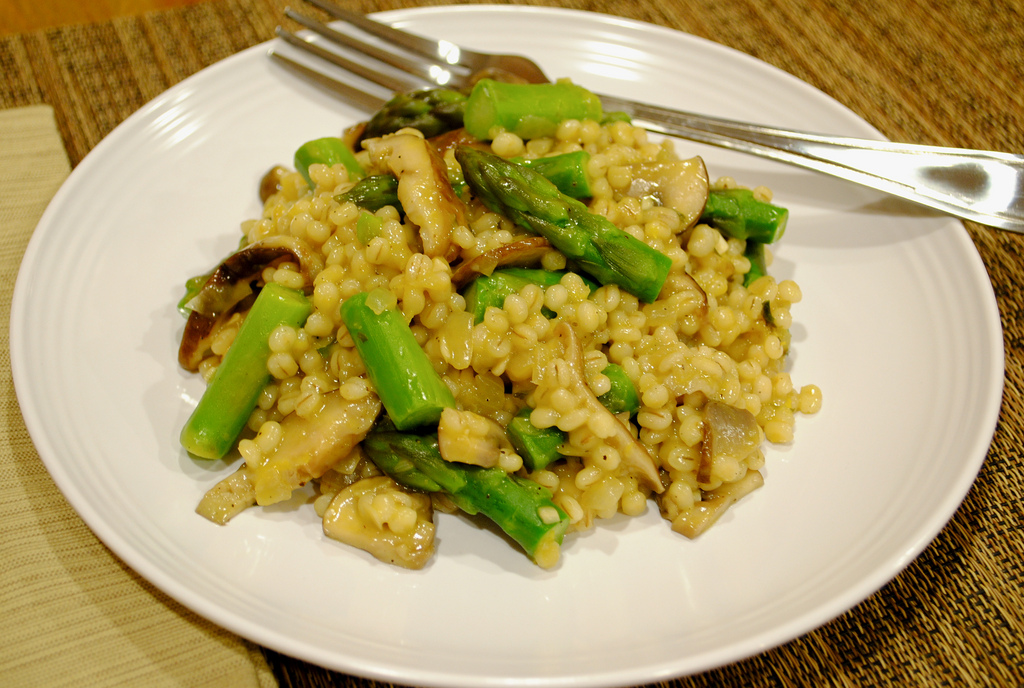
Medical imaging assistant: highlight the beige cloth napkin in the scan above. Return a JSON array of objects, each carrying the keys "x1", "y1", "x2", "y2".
[{"x1": 0, "y1": 105, "x2": 277, "y2": 688}]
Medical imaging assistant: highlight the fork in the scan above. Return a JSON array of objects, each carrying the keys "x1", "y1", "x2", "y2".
[{"x1": 269, "y1": 0, "x2": 1024, "y2": 233}]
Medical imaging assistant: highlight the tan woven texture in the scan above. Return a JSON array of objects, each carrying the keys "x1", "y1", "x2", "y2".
[
  {"x1": 0, "y1": 106, "x2": 278, "y2": 687},
  {"x1": 1, "y1": 0, "x2": 1022, "y2": 686}
]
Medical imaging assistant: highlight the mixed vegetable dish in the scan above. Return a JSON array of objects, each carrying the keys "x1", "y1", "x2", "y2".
[{"x1": 177, "y1": 77, "x2": 819, "y2": 570}]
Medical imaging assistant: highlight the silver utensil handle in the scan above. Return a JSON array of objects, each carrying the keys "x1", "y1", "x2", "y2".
[{"x1": 601, "y1": 94, "x2": 1024, "y2": 232}]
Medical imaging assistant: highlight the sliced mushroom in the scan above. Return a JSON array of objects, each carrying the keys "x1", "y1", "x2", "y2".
[
  {"x1": 322, "y1": 475, "x2": 435, "y2": 569},
  {"x1": 626, "y1": 156, "x2": 709, "y2": 230},
  {"x1": 450, "y1": 236, "x2": 552, "y2": 288},
  {"x1": 363, "y1": 131, "x2": 467, "y2": 261},
  {"x1": 667, "y1": 469, "x2": 764, "y2": 538},
  {"x1": 437, "y1": 407, "x2": 511, "y2": 468},
  {"x1": 259, "y1": 165, "x2": 289, "y2": 203},
  {"x1": 697, "y1": 401, "x2": 762, "y2": 485},
  {"x1": 341, "y1": 121, "x2": 367, "y2": 152},
  {"x1": 428, "y1": 127, "x2": 486, "y2": 159},
  {"x1": 552, "y1": 321, "x2": 664, "y2": 494},
  {"x1": 195, "y1": 465, "x2": 257, "y2": 525},
  {"x1": 178, "y1": 304, "x2": 251, "y2": 372},
  {"x1": 184, "y1": 235, "x2": 323, "y2": 318},
  {"x1": 249, "y1": 390, "x2": 381, "y2": 506},
  {"x1": 177, "y1": 235, "x2": 324, "y2": 371}
]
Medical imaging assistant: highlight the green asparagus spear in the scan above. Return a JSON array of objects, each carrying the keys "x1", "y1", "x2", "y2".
[
  {"x1": 355, "y1": 211, "x2": 382, "y2": 245},
  {"x1": 363, "y1": 431, "x2": 569, "y2": 566},
  {"x1": 513, "y1": 151, "x2": 593, "y2": 199},
  {"x1": 361, "y1": 88, "x2": 468, "y2": 141},
  {"x1": 339, "y1": 290, "x2": 456, "y2": 430},
  {"x1": 506, "y1": 407, "x2": 565, "y2": 472},
  {"x1": 462, "y1": 268, "x2": 565, "y2": 323},
  {"x1": 180, "y1": 283, "x2": 312, "y2": 459},
  {"x1": 739, "y1": 242, "x2": 778, "y2": 325},
  {"x1": 463, "y1": 79, "x2": 603, "y2": 140},
  {"x1": 294, "y1": 137, "x2": 365, "y2": 191},
  {"x1": 456, "y1": 146, "x2": 671, "y2": 302},
  {"x1": 596, "y1": 363, "x2": 640, "y2": 415},
  {"x1": 700, "y1": 188, "x2": 788, "y2": 243},
  {"x1": 462, "y1": 267, "x2": 602, "y2": 323},
  {"x1": 335, "y1": 174, "x2": 402, "y2": 214},
  {"x1": 361, "y1": 433, "x2": 443, "y2": 493},
  {"x1": 743, "y1": 240, "x2": 768, "y2": 288}
]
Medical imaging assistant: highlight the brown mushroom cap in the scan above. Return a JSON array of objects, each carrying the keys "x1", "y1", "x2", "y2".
[
  {"x1": 259, "y1": 165, "x2": 289, "y2": 204},
  {"x1": 627, "y1": 156, "x2": 709, "y2": 230},
  {"x1": 177, "y1": 236, "x2": 323, "y2": 371},
  {"x1": 450, "y1": 236, "x2": 553, "y2": 288}
]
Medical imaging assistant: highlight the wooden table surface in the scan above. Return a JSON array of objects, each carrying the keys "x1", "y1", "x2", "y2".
[
  {"x1": 2, "y1": 0, "x2": 1023, "y2": 686},
  {"x1": 0, "y1": 0, "x2": 204, "y2": 35}
]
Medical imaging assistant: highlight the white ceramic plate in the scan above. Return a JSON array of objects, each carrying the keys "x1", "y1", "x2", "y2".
[{"x1": 10, "y1": 6, "x2": 1003, "y2": 687}]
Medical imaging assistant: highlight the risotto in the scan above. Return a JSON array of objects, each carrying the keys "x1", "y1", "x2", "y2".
[{"x1": 178, "y1": 80, "x2": 821, "y2": 570}]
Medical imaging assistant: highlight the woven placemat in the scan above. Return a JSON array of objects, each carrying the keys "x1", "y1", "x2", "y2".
[
  {"x1": 0, "y1": 105, "x2": 277, "y2": 687},
  {"x1": 1, "y1": 0, "x2": 1021, "y2": 686}
]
